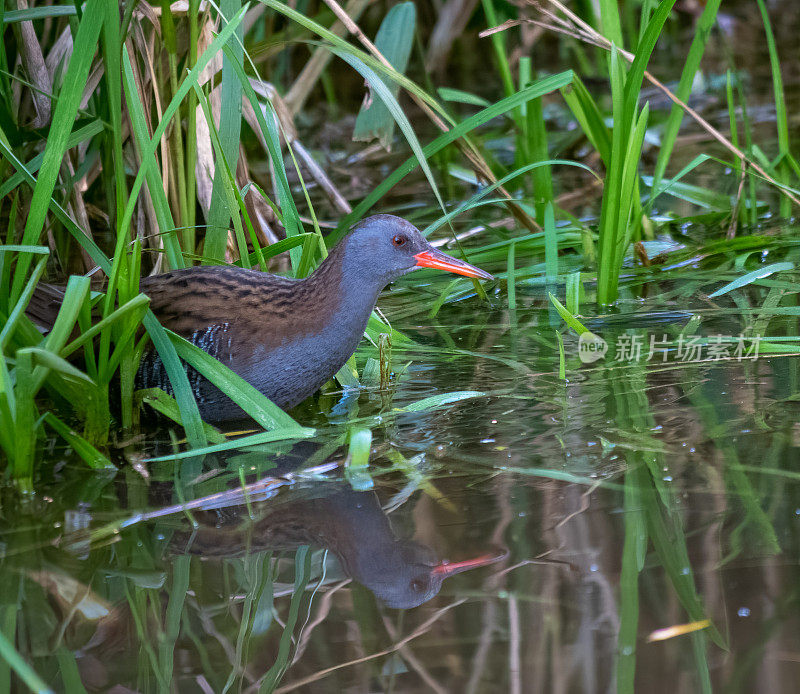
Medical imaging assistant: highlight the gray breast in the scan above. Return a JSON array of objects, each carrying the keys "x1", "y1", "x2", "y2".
[{"x1": 136, "y1": 306, "x2": 369, "y2": 423}]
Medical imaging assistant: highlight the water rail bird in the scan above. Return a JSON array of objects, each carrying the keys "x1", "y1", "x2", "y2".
[{"x1": 28, "y1": 214, "x2": 492, "y2": 422}]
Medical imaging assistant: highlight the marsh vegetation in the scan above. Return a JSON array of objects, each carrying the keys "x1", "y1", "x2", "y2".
[{"x1": 1, "y1": 0, "x2": 799, "y2": 691}]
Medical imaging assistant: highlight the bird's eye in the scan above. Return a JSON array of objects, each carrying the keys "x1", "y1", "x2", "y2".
[
  {"x1": 392, "y1": 235, "x2": 407, "y2": 247},
  {"x1": 410, "y1": 578, "x2": 424, "y2": 592}
]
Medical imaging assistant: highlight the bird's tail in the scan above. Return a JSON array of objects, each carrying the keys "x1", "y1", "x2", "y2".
[{"x1": 25, "y1": 283, "x2": 66, "y2": 333}]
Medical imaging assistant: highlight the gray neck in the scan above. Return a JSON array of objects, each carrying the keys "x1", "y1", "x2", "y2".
[
  {"x1": 306, "y1": 241, "x2": 389, "y2": 354},
  {"x1": 259, "y1": 243, "x2": 387, "y2": 406}
]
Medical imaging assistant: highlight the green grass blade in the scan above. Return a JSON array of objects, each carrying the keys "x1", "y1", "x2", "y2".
[
  {"x1": 238, "y1": 234, "x2": 315, "y2": 268},
  {"x1": 755, "y1": 0, "x2": 791, "y2": 217},
  {"x1": 353, "y1": 2, "x2": 416, "y2": 148},
  {"x1": 259, "y1": 547, "x2": 313, "y2": 693},
  {"x1": 645, "y1": 496, "x2": 726, "y2": 648},
  {"x1": 334, "y1": 48, "x2": 447, "y2": 217},
  {"x1": 520, "y1": 56, "x2": 553, "y2": 219},
  {"x1": 507, "y1": 241, "x2": 517, "y2": 313},
  {"x1": 142, "y1": 313, "x2": 206, "y2": 448},
  {"x1": 480, "y1": 0, "x2": 515, "y2": 97},
  {"x1": 338, "y1": 71, "x2": 574, "y2": 238},
  {"x1": 157, "y1": 557, "x2": 191, "y2": 689},
  {"x1": 708, "y1": 262, "x2": 794, "y2": 299},
  {"x1": 143, "y1": 426, "x2": 315, "y2": 461},
  {"x1": 561, "y1": 75, "x2": 612, "y2": 163},
  {"x1": 55, "y1": 647, "x2": 88, "y2": 694},
  {"x1": 565, "y1": 271, "x2": 582, "y2": 314},
  {"x1": 168, "y1": 332, "x2": 303, "y2": 431},
  {"x1": 544, "y1": 202, "x2": 558, "y2": 282},
  {"x1": 12, "y1": 0, "x2": 104, "y2": 299},
  {"x1": 40, "y1": 276, "x2": 89, "y2": 356},
  {"x1": 60, "y1": 294, "x2": 150, "y2": 358},
  {"x1": 121, "y1": 48, "x2": 182, "y2": 269},
  {"x1": 423, "y1": 159, "x2": 597, "y2": 238},
  {"x1": 226, "y1": 49, "x2": 304, "y2": 269},
  {"x1": 117, "y1": 4, "x2": 249, "y2": 266},
  {"x1": 258, "y1": 0, "x2": 451, "y2": 123},
  {"x1": 12, "y1": 350, "x2": 36, "y2": 487},
  {"x1": 3, "y1": 5, "x2": 76, "y2": 21},
  {"x1": 0, "y1": 629, "x2": 53, "y2": 694},
  {"x1": 598, "y1": 0, "x2": 623, "y2": 46},
  {"x1": 617, "y1": 467, "x2": 646, "y2": 692},
  {"x1": 43, "y1": 413, "x2": 114, "y2": 469},
  {"x1": 548, "y1": 293, "x2": 590, "y2": 335},
  {"x1": 645, "y1": 154, "x2": 714, "y2": 209},
  {"x1": 192, "y1": 82, "x2": 251, "y2": 266},
  {"x1": 0, "y1": 133, "x2": 109, "y2": 271},
  {"x1": 204, "y1": 0, "x2": 244, "y2": 262},
  {"x1": 20, "y1": 347, "x2": 95, "y2": 388},
  {"x1": 396, "y1": 390, "x2": 485, "y2": 412},
  {"x1": 612, "y1": 103, "x2": 649, "y2": 273},
  {"x1": 622, "y1": 0, "x2": 678, "y2": 114},
  {"x1": 650, "y1": 0, "x2": 722, "y2": 200},
  {"x1": 437, "y1": 87, "x2": 489, "y2": 107},
  {"x1": 0, "y1": 255, "x2": 48, "y2": 351},
  {"x1": 101, "y1": 0, "x2": 128, "y2": 226},
  {"x1": 0, "y1": 120, "x2": 104, "y2": 199},
  {"x1": 136, "y1": 388, "x2": 225, "y2": 444}
]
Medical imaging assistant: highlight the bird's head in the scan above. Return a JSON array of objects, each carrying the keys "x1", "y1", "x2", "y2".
[{"x1": 339, "y1": 214, "x2": 493, "y2": 287}]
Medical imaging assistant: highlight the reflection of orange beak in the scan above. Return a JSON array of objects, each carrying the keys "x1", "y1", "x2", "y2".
[
  {"x1": 414, "y1": 249, "x2": 494, "y2": 280},
  {"x1": 431, "y1": 551, "x2": 506, "y2": 577}
]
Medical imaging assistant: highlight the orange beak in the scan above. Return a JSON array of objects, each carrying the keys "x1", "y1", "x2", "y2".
[
  {"x1": 430, "y1": 551, "x2": 506, "y2": 577},
  {"x1": 414, "y1": 249, "x2": 493, "y2": 280}
]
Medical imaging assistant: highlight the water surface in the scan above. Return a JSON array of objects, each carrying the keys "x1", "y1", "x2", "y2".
[{"x1": 4, "y1": 277, "x2": 799, "y2": 693}]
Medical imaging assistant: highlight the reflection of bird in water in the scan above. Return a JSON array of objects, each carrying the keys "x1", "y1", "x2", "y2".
[{"x1": 178, "y1": 483, "x2": 502, "y2": 609}]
